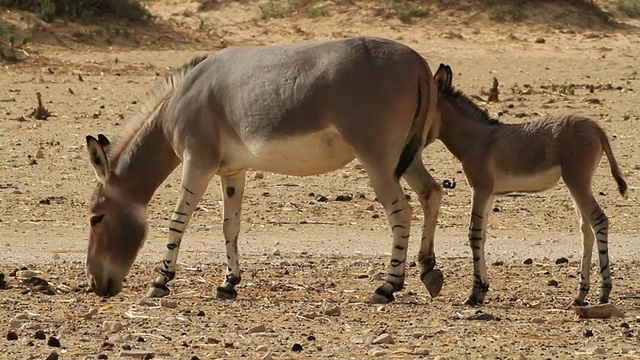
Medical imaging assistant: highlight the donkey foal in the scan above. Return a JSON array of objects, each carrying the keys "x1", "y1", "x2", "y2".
[{"x1": 434, "y1": 64, "x2": 627, "y2": 306}]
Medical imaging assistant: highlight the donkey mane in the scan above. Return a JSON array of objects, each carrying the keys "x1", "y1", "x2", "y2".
[
  {"x1": 108, "y1": 55, "x2": 208, "y2": 160},
  {"x1": 441, "y1": 86, "x2": 500, "y2": 126}
]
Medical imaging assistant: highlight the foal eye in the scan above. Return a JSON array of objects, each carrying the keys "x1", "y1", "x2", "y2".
[{"x1": 90, "y1": 214, "x2": 105, "y2": 226}]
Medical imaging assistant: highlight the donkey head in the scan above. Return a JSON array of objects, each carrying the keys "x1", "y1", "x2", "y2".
[{"x1": 85, "y1": 135, "x2": 148, "y2": 296}]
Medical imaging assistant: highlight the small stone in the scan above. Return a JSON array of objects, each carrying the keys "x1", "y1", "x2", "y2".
[
  {"x1": 102, "y1": 321, "x2": 124, "y2": 332},
  {"x1": 119, "y1": 350, "x2": 155, "y2": 358},
  {"x1": 466, "y1": 311, "x2": 495, "y2": 321},
  {"x1": 34, "y1": 330, "x2": 46, "y2": 339},
  {"x1": 372, "y1": 333, "x2": 394, "y2": 345},
  {"x1": 555, "y1": 257, "x2": 569, "y2": 264},
  {"x1": 47, "y1": 336, "x2": 61, "y2": 347},
  {"x1": 620, "y1": 321, "x2": 630, "y2": 328},
  {"x1": 256, "y1": 345, "x2": 268, "y2": 351},
  {"x1": 271, "y1": 248, "x2": 281, "y2": 256},
  {"x1": 307, "y1": 335, "x2": 316, "y2": 341},
  {"x1": 189, "y1": 356, "x2": 199, "y2": 360},
  {"x1": 535, "y1": 37, "x2": 545, "y2": 44},
  {"x1": 412, "y1": 331, "x2": 424, "y2": 339},
  {"x1": 547, "y1": 279, "x2": 559, "y2": 286},
  {"x1": 316, "y1": 195, "x2": 328, "y2": 202},
  {"x1": 323, "y1": 305, "x2": 341, "y2": 316},
  {"x1": 206, "y1": 337, "x2": 220, "y2": 344},
  {"x1": 160, "y1": 298, "x2": 177, "y2": 309},
  {"x1": 254, "y1": 172, "x2": 264, "y2": 180},
  {"x1": 583, "y1": 329, "x2": 594, "y2": 337},
  {"x1": 492, "y1": 260, "x2": 504, "y2": 266},
  {"x1": 414, "y1": 348, "x2": 430, "y2": 356},
  {"x1": 15, "y1": 270, "x2": 40, "y2": 279},
  {"x1": 35, "y1": 149, "x2": 45, "y2": 159},
  {"x1": 531, "y1": 317, "x2": 546, "y2": 324},
  {"x1": 196, "y1": 310, "x2": 205, "y2": 316},
  {"x1": 6, "y1": 331, "x2": 18, "y2": 340},
  {"x1": 291, "y1": 343, "x2": 303, "y2": 352},
  {"x1": 335, "y1": 194, "x2": 353, "y2": 202},
  {"x1": 247, "y1": 324, "x2": 266, "y2": 334},
  {"x1": 45, "y1": 351, "x2": 59, "y2": 360},
  {"x1": 97, "y1": 355, "x2": 108, "y2": 360},
  {"x1": 590, "y1": 347, "x2": 606, "y2": 355},
  {"x1": 369, "y1": 348, "x2": 387, "y2": 357},
  {"x1": 9, "y1": 317, "x2": 23, "y2": 329},
  {"x1": 81, "y1": 308, "x2": 98, "y2": 319},
  {"x1": 138, "y1": 298, "x2": 157, "y2": 306},
  {"x1": 522, "y1": 258, "x2": 533, "y2": 265}
]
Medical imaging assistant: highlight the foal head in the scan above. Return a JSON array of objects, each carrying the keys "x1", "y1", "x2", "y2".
[{"x1": 85, "y1": 135, "x2": 148, "y2": 296}]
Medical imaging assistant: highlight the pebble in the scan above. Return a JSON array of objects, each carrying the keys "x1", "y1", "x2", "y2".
[
  {"x1": 535, "y1": 37, "x2": 546, "y2": 44},
  {"x1": 45, "y1": 351, "x2": 59, "y2": 360},
  {"x1": 97, "y1": 354, "x2": 108, "y2": 359},
  {"x1": 81, "y1": 308, "x2": 98, "y2": 319},
  {"x1": 372, "y1": 333, "x2": 394, "y2": 345},
  {"x1": 9, "y1": 317, "x2": 23, "y2": 329},
  {"x1": 138, "y1": 298, "x2": 157, "y2": 307},
  {"x1": 522, "y1": 258, "x2": 533, "y2": 265},
  {"x1": 47, "y1": 336, "x2": 61, "y2": 347},
  {"x1": 531, "y1": 317, "x2": 546, "y2": 324},
  {"x1": 16, "y1": 270, "x2": 41, "y2": 279},
  {"x1": 35, "y1": 149, "x2": 45, "y2": 159},
  {"x1": 247, "y1": 324, "x2": 266, "y2": 334},
  {"x1": 323, "y1": 305, "x2": 341, "y2": 316},
  {"x1": 254, "y1": 172, "x2": 264, "y2": 180},
  {"x1": 583, "y1": 329, "x2": 594, "y2": 337},
  {"x1": 291, "y1": 343, "x2": 303, "y2": 352},
  {"x1": 466, "y1": 311, "x2": 495, "y2": 321},
  {"x1": 412, "y1": 331, "x2": 424, "y2": 339},
  {"x1": 160, "y1": 298, "x2": 178, "y2": 309},
  {"x1": 547, "y1": 279, "x2": 559, "y2": 286},
  {"x1": 103, "y1": 321, "x2": 124, "y2": 332},
  {"x1": 256, "y1": 345, "x2": 268, "y2": 351},
  {"x1": 620, "y1": 322, "x2": 630, "y2": 328},
  {"x1": 413, "y1": 348, "x2": 430, "y2": 355},
  {"x1": 52, "y1": 253, "x2": 60, "y2": 260},
  {"x1": 119, "y1": 350, "x2": 155, "y2": 358},
  {"x1": 271, "y1": 248, "x2": 281, "y2": 256},
  {"x1": 34, "y1": 330, "x2": 46, "y2": 339},
  {"x1": 589, "y1": 347, "x2": 606, "y2": 355},
  {"x1": 369, "y1": 348, "x2": 387, "y2": 357},
  {"x1": 6, "y1": 330, "x2": 18, "y2": 340},
  {"x1": 555, "y1": 257, "x2": 569, "y2": 264}
]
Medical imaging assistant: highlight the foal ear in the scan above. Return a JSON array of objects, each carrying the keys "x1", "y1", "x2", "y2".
[
  {"x1": 434, "y1": 63, "x2": 453, "y2": 94},
  {"x1": 86, "y1": 135, "x2": 110, "y2": 184}
]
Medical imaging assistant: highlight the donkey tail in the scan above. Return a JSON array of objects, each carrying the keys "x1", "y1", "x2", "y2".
[{"x1": 599, "y1": 129, "x2": 627, "y2": 198}]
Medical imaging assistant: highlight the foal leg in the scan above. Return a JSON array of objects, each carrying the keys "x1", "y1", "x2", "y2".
[
  {"x1": 402, "y1": 156, "x2": 444, "y2": 297},
  {"x1": 216, "y1": 172, "x2": 247, "y2": 299},
  {"x1": 572, "y1": 207, "x2": 595, "y2": 306},
  {"x1": 464, "y1": 188, "x2": 494, "y2": 306},
  {"x1": 366, "y1": 167, "x2": 414, "y2": 304},
  {"x1": 147, "y1": 160, "x2": 215, "y2": 298}
]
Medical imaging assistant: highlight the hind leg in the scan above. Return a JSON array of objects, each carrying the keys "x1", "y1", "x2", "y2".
[
  {"x1": 572, "y1": 206, "x2": 595, "y2": 306},
  {"x1": 463, "y1": 188, "x2": 494, "y2": 306},
  {"x1": 216, "y1": 172, "x2": 247, "y2": 299},
  {"x1": 402, "y1": 155, "x2": 444, "y2": 298}
]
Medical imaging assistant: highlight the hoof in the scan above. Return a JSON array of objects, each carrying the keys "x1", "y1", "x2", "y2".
[
  {"x1": 216, "y1": 286, "x2": 238, "y2": 299},
  {"x1": 572, "y1": 298, "x2": 589, "y2": 307},
  {"x1": 421, "y1": 269, "x2": 444, "y2": 298},
  {"x1": 370, "y1": 287, "x2": 395, "y2": 304},
  {"x1": 598, "y1": 296, "x2": 610, "y2": 305},
  {"x1": 147, "y1": 284, "x2": 170, "y2": 298},
  {"x1": 462, "y1": 296, "x2": 482, "y2": 306}
]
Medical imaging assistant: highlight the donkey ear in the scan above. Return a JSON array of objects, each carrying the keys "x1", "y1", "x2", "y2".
[
  {"x1": 434, "y1": 63, "x2": 453, "y2": 93},
  {"x1": 97, "y1": 134, "x2": 111, "y2": 148},
  {"x1": 86, "y1": 135, "x2": 110, "y2": 184}
]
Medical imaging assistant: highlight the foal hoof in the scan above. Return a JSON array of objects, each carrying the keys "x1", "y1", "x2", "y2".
[
  {"x1": 370, "y1": 287, "x2": 395, "y2": 304},
  {"x1": 216, "y1": 286, "x2": 238, "y2": 300},
  {"x1": 421, "y1": 269, "x2": 444, "y2": 298},
  {"x1": 462, "y1": 296, "x2": 482, "y2": 306},
  {"x1": 572, "y1": 298, "x2": 589, "y2": 307},
  {"x1": 147, "y1": 284, "x2": 170, "y2": 298}
]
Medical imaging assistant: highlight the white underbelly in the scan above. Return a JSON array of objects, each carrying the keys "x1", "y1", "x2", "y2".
[
  {"x1": 241, "y1": 127, "x2": 356, "y2": 176},
  {"x1": 493, "y1": 166, "x2": 562, "y2": 194}
]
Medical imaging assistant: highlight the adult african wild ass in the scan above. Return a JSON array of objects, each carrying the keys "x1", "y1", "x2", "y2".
[
  {"x1": 433, "y1": 64, "x2": 627, "y2": 306},
  {"x1": 85, "y1": 37, "x2": 444, "y2": 304}
]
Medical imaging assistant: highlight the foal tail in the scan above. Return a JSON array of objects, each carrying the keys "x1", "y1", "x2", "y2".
[
  {"x1": 599, "y1": 129, "x2": 628, "y2": 198},
  {"x1": 394, "y1": 67, "x2": 433, "y2": 179}
]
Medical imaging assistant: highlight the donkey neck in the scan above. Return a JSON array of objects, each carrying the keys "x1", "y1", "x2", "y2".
[
  {"x1": 112, "y1": 119, "x2": 180, "y2": 205},
  {"x1": 438, "y1": 103, "x2": 498, "y2": 162}
]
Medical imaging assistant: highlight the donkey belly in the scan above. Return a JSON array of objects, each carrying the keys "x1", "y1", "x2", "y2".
[
  {"x1": 493, "y1": 166, "x2": 561, "y2": 195},
  {"x1": 242, "y1": 127, "x2": 356, "y2": 176}
]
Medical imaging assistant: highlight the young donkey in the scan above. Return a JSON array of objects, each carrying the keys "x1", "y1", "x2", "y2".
[
  {"x1": 84, "y1": 37, "x2": 445, "y2": 304},
  {"x1": 433, "y1": 64, "x2": 627, "y2": 306}
]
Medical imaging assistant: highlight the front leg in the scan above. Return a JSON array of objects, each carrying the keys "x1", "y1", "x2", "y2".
[
  {"x1": 147, "y1": 161, "x2": 214, "y2": 298},
  {"x1": 216, "y1": 173, "x2": 246, "y2": 299},
  {"x1": 463, "y1": 189, "x2": 494, "y2": 306}
]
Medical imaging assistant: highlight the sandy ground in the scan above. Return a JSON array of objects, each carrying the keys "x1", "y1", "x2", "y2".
[{"x1": 1, "y1": 0, "x2": 640, "y2": 359}]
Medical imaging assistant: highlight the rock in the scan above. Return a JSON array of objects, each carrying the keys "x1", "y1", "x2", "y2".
[
  {"x1": 247, "y1": 324, "x2": 266, "y2": 334},
  {"x1": 466, "y1": 310, "x2": 495, "y2": 321},
  {"x1": 522, "y1": 258, "x2": 533, "y2": 265},
  {"x1": 97, "y1": 354, "x2": 108, "y2": 359},
  {"x1": 620, "y1": 322, "x2": 630, "y2": 328},
  {"x1": 492, "y1": 260, "x2": 504, "y2": 266},
  {"x1": 45, "y1": 351, "x2": 59, "y2": 360},
  {"x1": 413, "y1": 348, "x2": 430, "y2": 355},
  {"x1": 535, "y1": 37, "x2": 545, "y2": 44},
  {"x1": 531, "y1": 317, "x2": 546, "y2": 324},
  {"x1": 254, "y1": 172, "x2": 264, "y2": 180},
  {"x1": 102, "y1": 321, "x2": 124, "y2": 332},
  {"x1": 196, "y1": 310, "x2": 205, "y2": 316},
  {"x1": 555, "y1": 257, "x2": 569, "y2": 264},
  {"x1": 369, "y1": 348, "x2": 387, "y2": 357},
  {"x1": 256, "y1": 345, "x2": 268, "y2": 351},
  {"x1": 15, "y1": 270, "x2": 41, "y2": 279},
  {"x1": 412, "y1": 331, "x2": 424, "y2": 339},
  {"x1": 35, "y1": 149, "x2": 45, "y2": 159},
  {"x1": 316, "y1": 195, "x2": 328, "y2": 202},
  {"x1": 547, "y1": 279, "x2": 559, "y2": 286},
  {"x1": 138, "y1": 298, "x2": 157, "y2": 307},
  {"x1": 589, "y1": 347, "x2": 606, "y2": 355},
  {"x1": 323, "y1": 305, "x2": 341, "y2": 316},
  {"x1": 271, "y1": 248, "x2": 281, "y2": 256},
  {"x1": 34, "y1": 330, "x2": 46, "y2": 339},
  {"x1": 47, "y1": 336, "x2": 61, "y2": 347},
  {"x1": 583, "y1": 329, "x2": 594, "y2": 337},
  {"x1": 335, "y1": 194, "x2": 353, "y2": 202},
  {"x1": 6, "y1": 331, "x2": 18, "y2": 340},
  {"x1": 81, "y1": 308, "x2": 98, "y2": 319},
  {"x1": 291, "y1": 343, "x2": 303, "y2": 352},
  {"x1": 9, "y1": 317, "x2": 23, "y2": 329},
  {"x1": 160, "y1": 298, "x2": 177, "y2": 309},
  {"x1": 372, "y1": 333, "x2": 394, "y2": 345},
  {"x1": 119, "y1": 350, "x2": 155, "y2": 358}
]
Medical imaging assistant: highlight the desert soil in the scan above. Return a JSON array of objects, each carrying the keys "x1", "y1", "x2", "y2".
[{"x1": 1, "y1": 1, "x2": 640, "y2": 359}]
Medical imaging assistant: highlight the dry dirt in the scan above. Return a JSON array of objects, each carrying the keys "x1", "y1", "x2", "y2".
[{"x1": 1, "y1": 1, "x2": 640, "y2": 359}]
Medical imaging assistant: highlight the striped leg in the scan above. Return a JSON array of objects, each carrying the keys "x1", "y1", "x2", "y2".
[
  {"x1": 216, "y1": 173, "x2": 246, "y2": 299},
  {"x1": 573, "y1": 208, "x2": 594, "y2": 306},
  {"x1": 147, "y1": 161, "x2": 214, "y2": 298},
  {"x1": 463, "y1": 189, "x2": 494, "y2": 306},
  {"x1": 402, "y1": 156, "x2": 444, "y2": 298},
  {"x1": 367, "y1": 170, "x2": 413, "y2": 304}
]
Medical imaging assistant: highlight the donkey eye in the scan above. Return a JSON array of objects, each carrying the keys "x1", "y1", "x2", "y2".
[{"x1": 90, "y1": 214, "x2": 105, "y2": 226}]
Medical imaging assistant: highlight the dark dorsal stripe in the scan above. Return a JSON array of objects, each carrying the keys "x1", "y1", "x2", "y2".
[{"x1": 441, "y1": 87, "x2": 500, "y2": 126}]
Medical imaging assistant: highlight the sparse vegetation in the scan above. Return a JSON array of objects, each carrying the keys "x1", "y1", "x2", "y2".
[
  {"x1": 307, "y1": 5, "x2": 330, "y2": 18},
  {"x1": 616, "y1": 0, "x2": 640, "y2": 17},
  {"x1": 2, "y1": 0, "x2": 151, "y2": 23},
  {"x1": 259, "y1": 0, "x2": 300, "y2": 19},
  {"x1": 386, "y1": 0, "x2": 428, "y2": 23},
  {"x1": 552, "y1": 83, "x2": 576, "y2": 96}
]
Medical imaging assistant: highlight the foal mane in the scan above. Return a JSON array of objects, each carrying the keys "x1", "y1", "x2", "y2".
[
  {"x1": 440, "y1": 86, "x2": 500, "y2": 126},
  {"x1": 108, "y1": 55, "x2": 209, "y2": 160}
]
